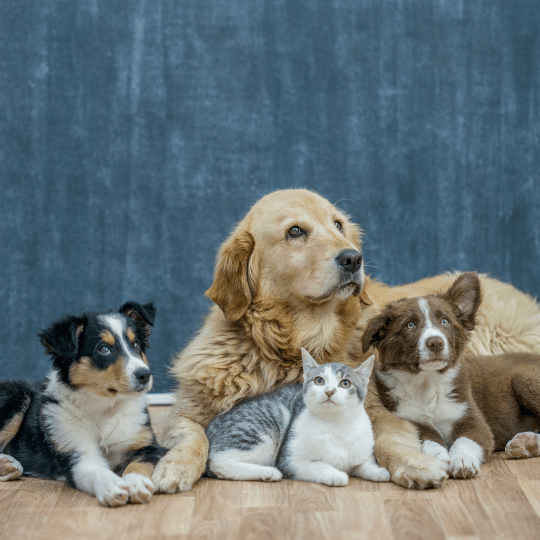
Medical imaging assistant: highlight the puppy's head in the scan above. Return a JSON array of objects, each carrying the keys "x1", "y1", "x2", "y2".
[
  {"x1": 362, "y1": 272, "x2": 482, "y2": 373},
  {"x1": 39, "y1": 302, "x2": 156, "y2": 397},
  {"x1": 206, "y1": 189, "x2": 367, "y2": 321}
]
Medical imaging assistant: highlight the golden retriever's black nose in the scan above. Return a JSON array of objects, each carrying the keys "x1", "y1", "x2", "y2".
[
  {"x1": 134, "y1": 368, "x2": 151, "y2": 385},
  {"x1": 336, "y1": 250, "x2": 363, "y2": 274}
]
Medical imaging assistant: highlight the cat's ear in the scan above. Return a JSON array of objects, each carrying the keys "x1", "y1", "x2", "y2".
[
  {"x1": 301, "y1": 348, "x2": 319, "y2": 376},
  {"x1": 354, "y1": 355, "x2": 375, "y2": 386}
]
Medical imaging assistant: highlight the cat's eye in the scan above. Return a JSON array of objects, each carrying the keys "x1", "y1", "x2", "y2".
[
  {"x1": 442, "y1": 318, "x2": 449, "y2": 326},
  {"x1": 99, "y1": 345, "x2": 110, "y2": 355},
  {"x1": 314, "y1": 377, "x2": 325, "y2": 386},
  {"x1": 339, "y1": 379, "x2": 351, "y2": 388},
  {"x1": 407, "y1": 321, "x2": 416, "y2": 329}
]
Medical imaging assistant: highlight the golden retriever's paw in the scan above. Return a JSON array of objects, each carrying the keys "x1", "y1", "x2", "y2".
[
  {"x1": 505, "y1": 432, "x2": 540, "y2": 459},
  {"x1": 123, "y1": 473, "x2": 154, "y2": 504},
  {"x1": 0, "y1": 454, "x2": 23, "y2": 481},
  {"x1": 151, "y1": 450, "x2": 203, "y2": 493},
  {"x1": 391, "y1": 454, "x2": 448, "y2": 489}
]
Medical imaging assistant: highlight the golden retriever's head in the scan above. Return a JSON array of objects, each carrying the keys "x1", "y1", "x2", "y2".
[{"x1": 206, "y1": 189, "x2": 366, "y2": 321}]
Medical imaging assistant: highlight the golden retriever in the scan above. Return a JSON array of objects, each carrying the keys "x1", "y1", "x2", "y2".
[{"x1": 152, "y1": 189, "x2": 540, "y2": 492}]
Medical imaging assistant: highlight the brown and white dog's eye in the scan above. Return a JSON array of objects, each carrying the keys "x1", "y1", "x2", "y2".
[
  {"x1": 314, "y1": 377, "x2": 325, "y2": 385},
  {"x1": 334, "y1": 220, "x2": 343, "y2": 233},
  {"x1": 99, "y1": 345, "x2": 111, "y2": 355},
  {"x1": 287, "y1": 226, "x2": 304, "y2": 238},
  {"x1": 407, "y1": 321, "x2": 416, "y2": 329},
  {"x1": 442, "y1": 318, "x2": 450, "y2": 326},
  {"x1": 339, "y1": 379, "x2": 351, "y2": 388}
]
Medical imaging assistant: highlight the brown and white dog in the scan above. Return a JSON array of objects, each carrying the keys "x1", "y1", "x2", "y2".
[
  {"x1": 363, "y1": 272, "x2": 540, "y2": 479},
  {"x1": 151, "y1": 189, "x2": 540, "y2": 492}
]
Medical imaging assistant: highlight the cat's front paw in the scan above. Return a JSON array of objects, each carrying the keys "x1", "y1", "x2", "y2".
[
  {"x1": 373, "y1": 467, "x2": 391, "y2": 482},
  {"x1": 505, "y1": 432, "x2": 540, "y2": 459},
  {"x1": 259, "y1": 467, "x2": 282, "y2": 482},
  {"x1": 422, "y1": 441, "x2": 450, "y2": 464},
  {"x1": 123, "y1": 473, "x2": 154, "y2": 504},
  {"x1": 321, "y1": 470, "x2": 348, "y2": 487}
]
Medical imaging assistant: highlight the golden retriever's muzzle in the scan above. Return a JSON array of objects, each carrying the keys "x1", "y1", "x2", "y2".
[{"x1": 315, "y1": 249, "x2": 364, "y2": 301}]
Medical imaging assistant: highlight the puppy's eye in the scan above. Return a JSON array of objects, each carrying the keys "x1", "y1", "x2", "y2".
[
  {"x1": 314, "y1": 377, "x2": 325, "y2": 386},
  {"x1": 407, "y1": 321, "x2": 416, "y2": 329},
  {"x1": 335, "y1": 221, "x2": 343, "y2": 233},
  {"x1": 339, "y1": 379, "x2": 351, "y2": 388},
  {"x1": 442, "y1": 319, "x2": 449, "y2": 326},
  {"x1": 287, "y1": 226, "x2": 304, "y2": 238},
  {"x1": 133, "y1": 341, "x2": 140, "y2": 350},
  {"x1": 99, "y1": 345, "x2": 110, "y2": 355}
]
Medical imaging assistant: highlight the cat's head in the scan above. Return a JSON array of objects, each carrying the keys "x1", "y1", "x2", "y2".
[{"x1": 301, "y1": 348, "x2": 374, "y2": 415}]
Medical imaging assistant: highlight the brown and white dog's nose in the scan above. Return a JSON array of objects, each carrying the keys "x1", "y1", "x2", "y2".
[
  {"x1": 426, "y1": 336, "x2": 444, "y2": 354},
  {"x1": 134, "y1": 368, "x2": 151, "y2": 385},
  {"x1": 325, "y1": 388, "x2": 335, "y2": 397},
  {"x1": 336, "y1": 250, "x2": 363, "y2": 274}
]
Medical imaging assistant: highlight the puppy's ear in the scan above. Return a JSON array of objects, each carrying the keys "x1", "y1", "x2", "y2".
[
  {"x1": 120, "y1": 302, "x2": 156, "y2": 341},
  {"x1": 443, "y1": 272, "x2": 482, "y2": 330},
  {"x1": 361, "y1": 309, "x2": 393, "y2": 353},
  {"x1": 38, "y1": 315, "x2": 86, "y2": 359},
  {"x1": 205, "y1": 228, "x2": 255, "y2": 322}
]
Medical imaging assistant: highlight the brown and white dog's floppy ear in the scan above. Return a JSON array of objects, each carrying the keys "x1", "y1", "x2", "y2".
[
  {"x1": 443, "y1": 272, "x2": 482, "y2": 330},
  {"x1": 205, "y1": 227, "x2": 255, "y2": 322},
  {"x1": 361, "y1": 308, "x2": 393, "y2": 353}
]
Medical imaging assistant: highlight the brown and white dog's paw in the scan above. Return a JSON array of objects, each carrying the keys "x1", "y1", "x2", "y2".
[
  {"x1": 505, "y1": 432, "x2": 540, "y2": 459},
  {"x1": 123, "y1": 473, "x2": 154, "y2": 504},
  {"x1": 96, "y1": 476, "x2": 130, "y2": 507},
  {"x1": 422, "y1": 441, "x2": 451, "y2": 464},
  {"x1": 448, "y1": 437, "x2": 483, "y2": 479},
  {"x1": 151, "y1": 448, "x2": 203, "y2": 493},
  {"x1": 0, "y1": 454, "x2": 23, "y2": 481},
  {"x1": 391, "y1": 454, "x2": 449, "y2": 490}
]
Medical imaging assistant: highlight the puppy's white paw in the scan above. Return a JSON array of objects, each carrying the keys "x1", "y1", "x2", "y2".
[
  {"x1": 321, "y1": 470, "x2": 348, "y2": 487},
  {"x1": 373, "y1": 467, "x2": 391, "y2": 482},
  {"x1": 123, "y1": 473, "x2": 154, "y2": 504},
  {"x1": 422, "y1": 441, "x2": 450, "y2": 464},
  {"x1": 449, "y1": 437, "x2": 483, "y2": 480},
  {"x1": 0, "y1": 454, "x2": 23, "y2": 481},
  {"x1": 96, "y1": 476, "x2": 130, "y2": 507}
]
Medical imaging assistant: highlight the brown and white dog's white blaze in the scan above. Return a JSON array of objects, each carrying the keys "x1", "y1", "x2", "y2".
[{"x1": 363, "y1": 272, "x2": 494, "y2": 479}]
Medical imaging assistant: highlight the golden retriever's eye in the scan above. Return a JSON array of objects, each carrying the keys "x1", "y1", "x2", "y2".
[
  {"x1": 287, "y1": 226, "x2": 304, "y2": 238},
  {"x1": 314, "y1": 377, "x2": 324, "y2": 385},
  {"x1": 335, "y1": 221, "x2": 343, "y2": 233},
  {"x1": 339, "y1": 379, "x2": 351, "y2": 388}
]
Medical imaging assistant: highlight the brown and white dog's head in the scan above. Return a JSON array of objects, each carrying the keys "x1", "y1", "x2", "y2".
[
  {"x1": 39, "y1": 302, "x2": 156, "y2": 397},
  {"x1": 362, "y1": 272, "x2": 482, "y2": 373},
  {"x1": 206, "y1": 189, "x2": 369, "y2": 321}
]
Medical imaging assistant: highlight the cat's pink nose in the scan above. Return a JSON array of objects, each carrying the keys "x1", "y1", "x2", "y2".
[{"x1": 325, "y1": 389, "x2": 335, "y2": 397}]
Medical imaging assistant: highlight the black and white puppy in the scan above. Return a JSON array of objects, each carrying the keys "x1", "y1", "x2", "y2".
[{"x1": 0, "y1": 302, "x2": 166, "y2": 507}]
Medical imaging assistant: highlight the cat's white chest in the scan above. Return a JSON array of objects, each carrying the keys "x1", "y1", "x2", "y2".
[
  {"x1": 289, "y1": 409, "x2": 375, "y2": 473},
  {"x1": 378, "y1": 367, "x2": 467, "y2": 444}
]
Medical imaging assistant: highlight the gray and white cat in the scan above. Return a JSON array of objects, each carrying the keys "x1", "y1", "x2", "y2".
[{"x1": 206, "y1": 349, "x2": 390, "y2": 486}]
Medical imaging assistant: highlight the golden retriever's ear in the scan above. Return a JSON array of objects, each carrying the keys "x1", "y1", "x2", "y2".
[{"x1": 205, "y1": 228, "x2": 255, "y2": 321}]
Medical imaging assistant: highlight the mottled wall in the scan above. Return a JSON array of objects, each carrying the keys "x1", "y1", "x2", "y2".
[{"x1": 1, "y1": 0, "x2": 539, "y2": 391}]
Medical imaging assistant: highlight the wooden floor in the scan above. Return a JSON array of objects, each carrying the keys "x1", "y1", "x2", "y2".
[{"x1": 2, "y1": 407, "x2": 540, "y2": 540}]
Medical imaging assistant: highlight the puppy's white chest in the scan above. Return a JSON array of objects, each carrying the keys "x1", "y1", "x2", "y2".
[{"x1": 379, "y1": 368, "x2": 467, "y2": 444}]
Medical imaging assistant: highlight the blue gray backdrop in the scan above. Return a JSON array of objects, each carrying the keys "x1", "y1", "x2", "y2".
[{"x1": 1, "y1": 0, "x2": 539, "y2": 391}]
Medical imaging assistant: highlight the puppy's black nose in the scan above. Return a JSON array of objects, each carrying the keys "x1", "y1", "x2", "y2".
[
  {"x1": 426, "y1": 337, "x2": 444, "y2": 354},
  {"x1": 134, "y1": 368, "x2": 151, "y2": 385},
  {"x1": 336, "y1": 250, "x2": 363, "y2": 274}
]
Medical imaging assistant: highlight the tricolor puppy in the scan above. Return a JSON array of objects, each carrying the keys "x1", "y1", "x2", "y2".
[
  {"x1": 362, "y1": 273, "x2": 494, "y2": 479},
  {"x1": 0, "y1": 302, "x2": 166, "y2": 507}
]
